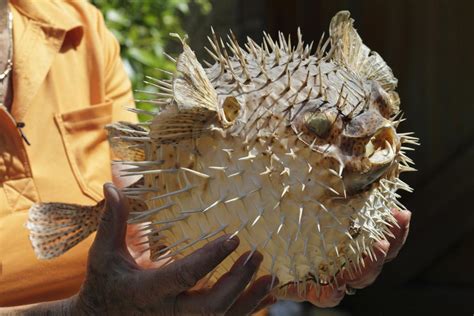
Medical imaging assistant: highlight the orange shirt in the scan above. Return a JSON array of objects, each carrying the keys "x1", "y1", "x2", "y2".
[{"x1": 0, "y1": 0, "x2": 137, "y2": 306}]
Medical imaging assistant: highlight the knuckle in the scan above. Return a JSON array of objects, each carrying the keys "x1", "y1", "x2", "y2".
[{"x1": 174, "y1": 264, "x2": 197, "y2": 289}]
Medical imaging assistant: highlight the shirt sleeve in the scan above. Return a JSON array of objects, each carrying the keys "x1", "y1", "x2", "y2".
[{"x1": 98, "y1": 9, "x2": 138, "y2": 124}]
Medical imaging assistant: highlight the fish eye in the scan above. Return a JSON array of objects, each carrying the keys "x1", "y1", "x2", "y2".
[
  {"x1": 222, "y1": 96, "x2": 241, "y2": 123},
  {"x1": 305, "y1": 112, "x2": 333, "y2": 138}
]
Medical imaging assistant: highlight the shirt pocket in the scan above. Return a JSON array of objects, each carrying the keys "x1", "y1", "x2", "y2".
[{"x1": 54, "y1": 100, "x2": 113, "y2": 202}]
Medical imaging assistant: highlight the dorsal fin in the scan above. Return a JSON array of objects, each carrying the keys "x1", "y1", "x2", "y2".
[
  {"x1": 150, "y1": 40, "x2": 219, "y2": 144},
  {"x1": 329, "y1": 11, "x2": 398, "y2": 92}
]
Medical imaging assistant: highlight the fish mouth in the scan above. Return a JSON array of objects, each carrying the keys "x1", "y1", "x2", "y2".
[
  {"x1": 366, "y1": 125, "x2": 398, "y2": 165},
  {"x1": 343, "y1": 125, "x2": 399, "y2": 195}
]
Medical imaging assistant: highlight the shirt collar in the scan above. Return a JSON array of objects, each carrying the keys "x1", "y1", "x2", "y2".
[{"x1": 9, "y1": 0, "x2": 85, "y2": 121}]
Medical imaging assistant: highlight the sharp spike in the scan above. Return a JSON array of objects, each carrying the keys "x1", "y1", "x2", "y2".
[
  {"x1": 317, "y1": 64, "x2": 324, "y2": 97},
  {"x1": 155, "y1": 68, "x2": 174, "y2": 76},
  {"x1": 150, "y1": 214, "x2": 189, "y2": 226},
  {"x1": 295, "y1": 205, "x2": 304, "y2": 241},
  {"x1": 148, "y1": 185, "x2": 195, "y2": 201},
  {"x1": 296, "y1": 27, "x2": 304, "y2": 52},
  {"x1": 277, "y1": 214, "x2": 285, "y2": 234},
  {"x1": 243, "y1": 245, "x2": 258, "y2": 266},
  {"x1": 163, "y1": 52, "x2": 176, "y2": 63},
  {"x1": 143, "y1": 81, "x2": 172, "y2": 93},
  {"x1": 179, "y1": 167, "x2": 211, "y2": 179},
  {"x1": 281, "y1": 185, "x2": 290, "y2": 198},
  {"x1": 204, "y1": 46, "x2": 220, "y2": 62}
]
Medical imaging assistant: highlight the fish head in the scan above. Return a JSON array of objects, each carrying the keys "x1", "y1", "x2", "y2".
[{"x1": 292, "y1": 79, "x2": 401, "y2": 195}]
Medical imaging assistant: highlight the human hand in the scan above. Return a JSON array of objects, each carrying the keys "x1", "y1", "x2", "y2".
[
  {"x1": 126, "y1": 221, "x2": 165, "y2": 269},
  {"x1": 72, "y1": 183, "x2": 279, "y2": 315},
  {"x1": 280, "y1": 208, "x2": 411, "y2": 307}
]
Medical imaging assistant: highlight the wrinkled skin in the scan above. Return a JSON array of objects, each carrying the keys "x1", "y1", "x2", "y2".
[{"x1": 74, "y1": 184, "x2": 279, "y2": 315}]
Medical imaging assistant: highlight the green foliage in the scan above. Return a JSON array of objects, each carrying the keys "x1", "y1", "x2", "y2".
[{"x1": 92, "y1": 0, "x2": 211, "y2": 119}]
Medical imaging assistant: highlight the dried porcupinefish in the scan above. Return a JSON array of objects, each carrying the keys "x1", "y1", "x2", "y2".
[{"x1": 27, "y1": 11, "x2": 418, "y2": 290}]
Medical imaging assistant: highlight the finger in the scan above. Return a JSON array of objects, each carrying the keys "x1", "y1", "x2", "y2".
[
  {"x1": 226, "y1": 274, "x2": 279, "y2": 316},
  {"x1": 93, "y1": 183, "x2": 129, "y2": 253},
  {"x1": 145, "y1": 235, "x2": 240, "y2": 296},
  {"x1": 343, "y1": 239, "x2": 390, "y2": 289},
  {"x1": 335, "y1": 209, "x2": 409, "y2": 289},
  {"x1": 385, "y1": 208, "x2": 411, "y2": 262},
  {"x1": 181, "y1": 251, "x2": 263, "y2": 314}
]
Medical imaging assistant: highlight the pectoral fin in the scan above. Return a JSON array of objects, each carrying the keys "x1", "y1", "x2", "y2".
[
  {"x1": 106, "y1": 121, "x2": 147, "y2": 161},
  {"x1": 150, "y1": 39, "x2": 219, "y2": 144}
]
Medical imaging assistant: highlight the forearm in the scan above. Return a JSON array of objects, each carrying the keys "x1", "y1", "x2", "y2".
[{"x1": 0, "y1": 295, "x2": 77, "y2": 316}]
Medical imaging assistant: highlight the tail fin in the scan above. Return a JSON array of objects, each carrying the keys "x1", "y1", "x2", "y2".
[{"x1": 26, "y1": 201, "x2": 104, "y2": 259}]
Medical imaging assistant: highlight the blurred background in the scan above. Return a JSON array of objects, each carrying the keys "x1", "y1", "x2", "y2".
[{"x1": 91, "y1": 0, "x2": 474, "y2": 315}]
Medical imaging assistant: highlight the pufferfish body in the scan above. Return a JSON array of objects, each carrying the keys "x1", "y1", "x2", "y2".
[{"x1": 27, "y1": 11, "x2": 418, "y2": 291}]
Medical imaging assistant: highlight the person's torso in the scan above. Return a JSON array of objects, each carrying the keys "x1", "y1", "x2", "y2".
[{"x1": 0, "y1": 1, "x2": 132, "y2": 305}]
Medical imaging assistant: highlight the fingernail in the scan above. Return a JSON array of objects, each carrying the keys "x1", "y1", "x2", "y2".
[
  {"x1": 250, "y1": 251, "x2": 263, "y2": 266},
  {"x1": 223, "y1": 235, "x2": 239, "y2": 251},
  {"x1": 104, "y1": 185, "x2": 114, "y2": 205},
  {"x1": 104, "y1": 183, "x2": 116, "y2": 200}
]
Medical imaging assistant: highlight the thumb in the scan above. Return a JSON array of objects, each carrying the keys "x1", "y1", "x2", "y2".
[{"x1": 93, "y1": 183, "x2": 129, "y2": 252}]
